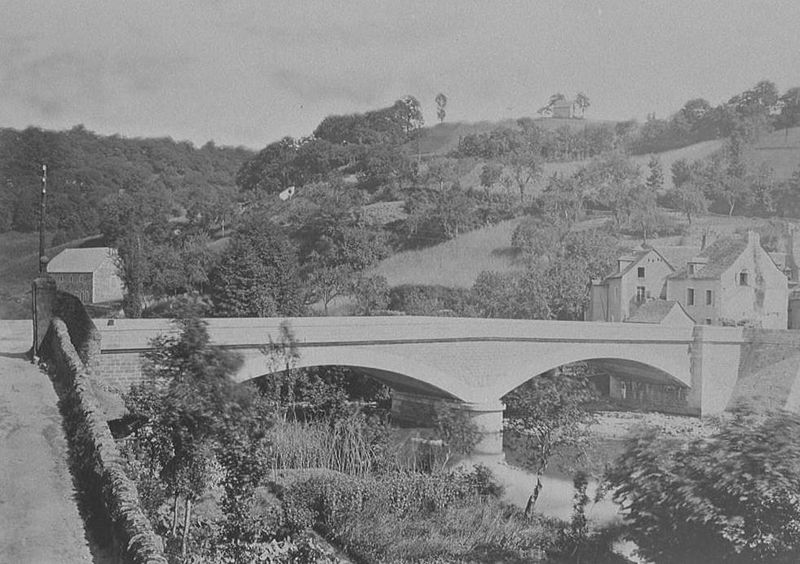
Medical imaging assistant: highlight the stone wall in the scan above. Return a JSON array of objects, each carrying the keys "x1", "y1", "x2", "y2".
[
  {"x1": 42, "y1": 318, "x2": 166, "y2": 564},
  {"x1": 96, "y1": 350, "x2": 149, "y2": 392},
  {"x1": 53, "y1": 289, "x2": 102, "y2": 367}
]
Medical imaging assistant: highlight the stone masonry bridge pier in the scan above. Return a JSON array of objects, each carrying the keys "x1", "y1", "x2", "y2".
[{"x1": 95, "y1": 316, "x2": 800, "y2": 454}]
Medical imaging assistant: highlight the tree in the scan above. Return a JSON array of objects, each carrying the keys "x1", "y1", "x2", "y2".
[
  {"x1": 646, "y1": 156, "x2": 664, "y2": 192},
  {"x1": 579, "y1": 151, "x2": 642, "y2": 230},
  {"x1": 235, "y1": 136, "x2": 301, "y2": 196},
  {"x1": 432, "y1": 401, "x2": 482, "y2": 470},
  {"x1": 435, "y1": 92, "x2": 448, "y2": 123},
  {"x1": 504, "y1": 370, "x2": 596, "y2": 515},
  {"x1": 479, "y1": 163, "x2": 503, "y2": 193},
  {"x1": 607, "y1": 408, "x2": 800, "y2": 564},
  {"x1": 350, "y1": 274, "x2": 389, "y2": 316},
  {"x1": 209, "y1": 215, "x2": 304, "y2": 317},
  {"x1": 123, "y1": 317, "x2": 272, "y2": 559},
  {"x1": 668, "y1": 181, "x2": 709, "y2": 225},
  {"x1": 575, "y1": 92, "x2": 590, "y2": 117}
]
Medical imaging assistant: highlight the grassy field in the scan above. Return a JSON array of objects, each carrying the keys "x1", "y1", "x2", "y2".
[
  {"x1": 0, "y1": 232, "x2": 95, "y2": 319},
  {"x1": 371, "y1": 218, "x2": 524, "y2": 287},
  {"x1": 747, "y1": 126, "x2": 800, "y2": 180}
]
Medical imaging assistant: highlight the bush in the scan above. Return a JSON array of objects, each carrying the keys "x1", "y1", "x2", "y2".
[
  {"x1": 388, "y1": 284, "x2": 473, "y2": 315},
  {"x1": 281, "y1": 469, "x2": 554, "y2": 563},
  {"x1": 606, "y1": 408, "x2": 800, "y2": 564}
]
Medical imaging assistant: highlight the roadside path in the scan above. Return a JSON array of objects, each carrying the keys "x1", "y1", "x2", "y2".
[{"x1": 0, "y1": 320, "x2": 93, "y2": 563}]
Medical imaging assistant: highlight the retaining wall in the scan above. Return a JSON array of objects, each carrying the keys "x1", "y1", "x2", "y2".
[{"x1": 42, "y1": 317, "x2": 166, "y2": 564}]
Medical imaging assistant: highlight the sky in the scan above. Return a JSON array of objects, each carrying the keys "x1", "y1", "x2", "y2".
[{"x1": 2, "y1": 0, "x2": 800, "y2": 150}]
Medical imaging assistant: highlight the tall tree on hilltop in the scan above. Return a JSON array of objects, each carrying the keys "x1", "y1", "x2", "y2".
[
  {"x1": 575, "y1": 92, "x2": 590, "y2": 118},
  {"x1": 435, "y1": 92, "x2": 448, "y2": 123}
]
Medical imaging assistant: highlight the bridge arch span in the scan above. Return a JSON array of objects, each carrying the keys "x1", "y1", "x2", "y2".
[
  {"x1": 496, "y1": 356, "x2": 688, "y2": 401},
  {"x1": 233, "y1": 346, "x2": 474, "y2": 401}
]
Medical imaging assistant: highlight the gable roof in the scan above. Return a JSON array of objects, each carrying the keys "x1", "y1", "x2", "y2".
[
  {"x1": 655, "y1": 245, "x2": 702, "y2": 271},
  {"x1": 626, "y1": 300, "x2": 693, "y2": 324},
  {"x1": 603, "y1": 247, "x2": 672, "y2": 281},
  {"x1": 668, "y1": 237, "x2": 747, "y2": 280},
  {"x1": 47, "y1": 247, "x2": 116, "y2": 273}
]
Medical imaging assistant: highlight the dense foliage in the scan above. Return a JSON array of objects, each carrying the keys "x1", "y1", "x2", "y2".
[
  {"x1": 0, "y1": 125, "x2": 250, "y2": 237},
  {"x1": 607, "y1": 409, "x2": 800, "y2": 564}
]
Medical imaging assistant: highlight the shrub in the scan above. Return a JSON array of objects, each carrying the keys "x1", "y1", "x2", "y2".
[{"x1": 606, "y1": 408, "x2": 800, "y2": 564}]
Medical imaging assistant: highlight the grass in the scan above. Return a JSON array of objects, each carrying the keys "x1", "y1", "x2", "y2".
[
  {"x1": 747, "y1": 125, "x2": 800, "y2": 180},
  {"x1": 0, "y1": 231, "x2": 99, "y2": 319},
  {"x1": 371, "y1": 218, "x2": 524, "y2": 287}
]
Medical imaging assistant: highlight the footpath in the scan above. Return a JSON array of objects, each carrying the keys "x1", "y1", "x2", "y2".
[{"x1": 0, "y1": 320, "x2": 93, "y2": 563}]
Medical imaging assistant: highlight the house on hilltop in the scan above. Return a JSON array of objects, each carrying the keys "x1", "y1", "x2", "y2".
[
  {"x1": 47, "y1": 247, "x2": 124, "y2": 304},
  {"x1": 551, "y1": 99, "x2": 576, "y2": 119}
]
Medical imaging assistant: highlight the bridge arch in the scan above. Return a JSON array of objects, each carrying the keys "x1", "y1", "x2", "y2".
[{"x1": 233, "y1": 346, "x2": 474, "y2": 401}]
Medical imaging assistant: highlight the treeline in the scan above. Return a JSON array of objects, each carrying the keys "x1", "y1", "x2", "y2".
[
  {"x1": 0, "y1": 125, "x2": 252, "y2": 240},
  {"x1": 631, "y1": 80, "x2": 800, "y2": 154},
  {"x1": 456, "y1": 118, "x2": 618, "y2": 162}
]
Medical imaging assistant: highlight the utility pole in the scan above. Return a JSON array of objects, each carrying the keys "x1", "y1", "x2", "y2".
[{"x1": 38, "y1": 164, "x2": 47, "y2": 273}]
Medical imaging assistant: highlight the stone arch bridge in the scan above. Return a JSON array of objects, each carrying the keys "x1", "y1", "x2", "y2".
[{"x1": 96, "y1": 316, "x2": 800, "y2": 454}]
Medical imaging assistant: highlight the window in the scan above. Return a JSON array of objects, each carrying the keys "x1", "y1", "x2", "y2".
[
  {"x1": 706, "y1": 289, "x2": 713, "y2": 306},
  {"x1": 637, "y1": 267, "x2": 645, "y2": 278},
  {"x1": 739, "y1": 271, "x2": 749, "y2": 286},
  {"x1": 705, "y1": 318, "x2": 713, "y2": 325},
  {"x1": 636, "y1": 286, "x2": 646, "y2": 303},
  {"x1": 687, "y1": 288, "x2": 695, "y2": 306},
  {"x1": 688, "y1": 264, "x2": 695, "y2": 275}
]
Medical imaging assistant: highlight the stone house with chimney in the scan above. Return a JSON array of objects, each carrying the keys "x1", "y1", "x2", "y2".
[
  {"x1": 666, "y1": 231, "x2": 788, "y2": 328},
  {"x1": 588, "y1": 247, "x2": 680, "y2": 323},
  {"x1": 589, "y1": 231, "x2": 789, "y2": 328}
]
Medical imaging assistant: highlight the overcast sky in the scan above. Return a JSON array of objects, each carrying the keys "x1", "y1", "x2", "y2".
[{"x1": 2, "y1": 1, "x2": 799, "y2": 149}]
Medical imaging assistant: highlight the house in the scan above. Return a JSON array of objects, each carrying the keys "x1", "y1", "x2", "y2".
[
  {"x1": 551, "y1": 99, "x2": 576, "y2": 119},
  {"x1": 47, "y1": 247, "x2": 124, "y2": 304},
  {"x1": 665, "y1": 231, "x2": 788, "y2": 328},
  {"x1": 588, "y1": 247, "x2": 679, "y2": 322},
  {"x1": 624, "y1": 300, "x2": 694, "y2": 327}
]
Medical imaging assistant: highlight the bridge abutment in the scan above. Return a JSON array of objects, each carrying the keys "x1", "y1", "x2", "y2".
[{"x1": 391, "y1": 391, "x2": 505, "y2": 455}]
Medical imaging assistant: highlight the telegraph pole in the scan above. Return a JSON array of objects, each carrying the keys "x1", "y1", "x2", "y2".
[{"x1": 38, "y1": 164, "x2": 47, "y2": 273}]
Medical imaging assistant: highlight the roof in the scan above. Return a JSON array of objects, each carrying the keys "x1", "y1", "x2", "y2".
[
  {"x1": 603, "y1": 247, "x2": 673, "y2": 281},
  {"x1": 655, "y1": 245, "x2": 702, "y2": 271},
  {"x1": 47, "y1": 247, "x2": 117, "y2": 273},
  {"x1": 551, "y1": 99, "x2": 575, "y2": 108},
  {"x1": 626, "y1": 300, "x2": 692, "y2": 324},
  {"x1": 668, "y1": 237, "x2": 747, "y2": 280}
]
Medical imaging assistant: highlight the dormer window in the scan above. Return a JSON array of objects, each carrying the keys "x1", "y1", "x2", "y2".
[
  {"x1": 739, "y1": 270, "x2": 749, "y2": 286},
  {"x1": 637, "y1": 267, "x2": 645, "y2": 278}
]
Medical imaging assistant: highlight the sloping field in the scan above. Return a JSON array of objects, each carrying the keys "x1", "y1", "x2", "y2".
[
  {"x1": 415, "y1": 117, "x2": 617, "y2": 156},
  {"x1": 456, "y1": 138, "x2": 725, "y2": 196},
  {"x1": 371, "y1": 218, "x2": 524, "y2": 288},
  {"x1": 747, "y1": 126, "x2": 800, "y2": 180}
]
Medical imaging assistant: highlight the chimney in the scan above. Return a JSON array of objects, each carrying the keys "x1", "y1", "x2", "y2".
[{"x1": 747, "y1": 230, "x2": 760, "y2": 247}]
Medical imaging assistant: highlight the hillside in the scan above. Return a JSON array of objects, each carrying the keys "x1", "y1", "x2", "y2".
[
  {"x1": 0, "y1": 126, "x2": 253, "y2": 238},
  {"x1": 371, "y1": 210, "x2": 795, "y2": 291},
  {"x1": 455, "y1": 138, "x2": 725, "y2": 195},
  {"x1": 371, "y1": 218, "x2": 524, "y2": 287},
  {"x1": 747, "y1": 126, "x2": 800, "y2": 180},
  {"x1": 416, "y1": 117, "x2": 618, "y2": 156}
]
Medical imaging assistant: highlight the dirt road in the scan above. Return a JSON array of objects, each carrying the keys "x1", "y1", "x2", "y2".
[{"x1": 0, "y1": 320, "x2": 93, "y2": 563}]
